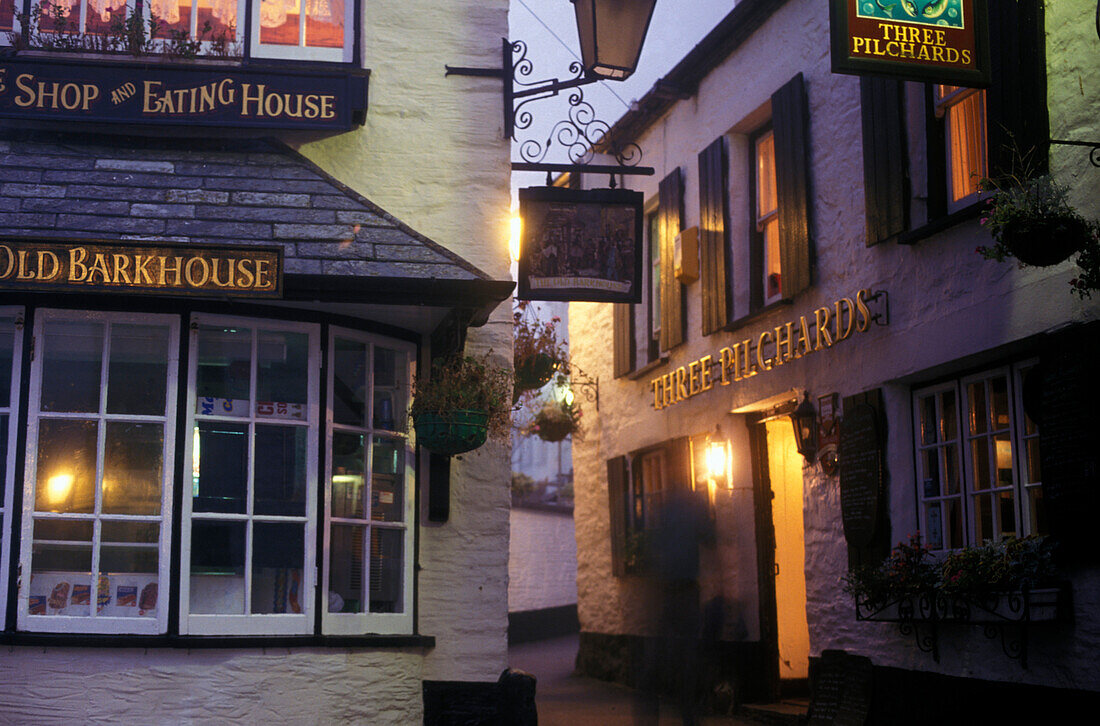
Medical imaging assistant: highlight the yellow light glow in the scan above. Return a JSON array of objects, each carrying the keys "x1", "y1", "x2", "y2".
[
  {"x1": 509, "y1": 214, "x2": 522, "y2": 262},
  {"x1": 705, "y1": 440, "x2": 732, "y2": 489},
  {"x1": 332, "y1": 474, "x2": 364, "y2": 485},
  {"x1": 47, "y1": 473, "x2": 74, "y2": 504},
  {"x1": 995, "y1": 439, "x2": 1013, "y2": 471}
]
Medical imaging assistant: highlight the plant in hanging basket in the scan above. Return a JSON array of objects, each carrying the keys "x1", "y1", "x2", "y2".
[
  {"x1": 513, "y1": 301, "x2": 569, "y2": 395},
  {"x1": 409, "y1": 353, "x2": 512, "y2": 456},
  {"x1": 525, "y1": 398, "x2": 582, "y2": 442},
  {"x1": 977, "y1": 174, "x2": 1094, "y2": 267}
]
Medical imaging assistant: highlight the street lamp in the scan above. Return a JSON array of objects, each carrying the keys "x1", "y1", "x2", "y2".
[
  {"x1": 791, "y1": 392, "x2": 818, "y2": 463},
  {"x1": 573, "y1": 0, "x2": 658, "y2": 80}
]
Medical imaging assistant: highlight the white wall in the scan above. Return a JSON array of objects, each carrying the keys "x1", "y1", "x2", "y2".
[
  {"x1": 509, "y1": 507, "x2": 578, "y2": 613},
  {"x1": 571, "y1": 0, "x2": 1100, "y2": 692}
]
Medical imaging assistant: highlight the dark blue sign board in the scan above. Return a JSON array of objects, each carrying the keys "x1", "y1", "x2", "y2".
[{"x1": 0, "y1": 56, "x2": 368, "y2": 130}]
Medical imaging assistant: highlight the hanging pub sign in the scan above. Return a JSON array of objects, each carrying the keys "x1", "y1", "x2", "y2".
[
  {"x1": 829, "y1": 0, "x2": 991, "y2": 87},
  {"x1": 0, "y1": 237, "x2": 282, "y2": 298},
  {"x1": 0, "y1": 56, "x2": 368, "y2": 130},
  {"x1": 517, "y1": 186, "x2": 643, "y2": 303}
]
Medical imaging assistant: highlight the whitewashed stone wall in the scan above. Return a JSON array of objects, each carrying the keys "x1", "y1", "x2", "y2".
[
  {"x1": 572, "y1": 0, "x2": 1100, "y2": 692},
  {"x1": 509, "y1": 508, "x2": 578, "y2": 613}
]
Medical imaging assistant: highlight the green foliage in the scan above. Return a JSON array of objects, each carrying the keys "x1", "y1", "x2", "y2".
[
  {"x1": 410, "y1": 353, "x2": 512, "y2": 441},
  {"x1": 844, "y1": 534, "x2": 938, "y2": 608},
  {"x1": 511, "y1": 471, "x2": 536, "y2": 497},
  {"x1": 525, "y1": 397, "x2": 582, "y2": 441},
  {"x1": 513, "y1": 301, "x2": 568, "y2": 370}
]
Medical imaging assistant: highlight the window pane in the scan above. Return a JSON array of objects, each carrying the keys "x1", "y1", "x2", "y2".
[
  {"x1": 974, "y1": 493, "x2": 993, "y2": 542},
  {"x1": 306, "y1": 0, "x2": 343, "y2": 48},
  {"x1": 0, "y1": 415, "x2": 6, "y2": 502},
  {"x1": 189, "y1": 519, "x2": 246, "y2": 614},
  {"x1": 1, "y1": 0, "x2": 13, "y2": 32},
  {"x1": 0, "y1": 316, "x2": 14, "y2": 408},
  {"x1": 257, "y1": 330, "x2": 309, "y2": 410},
  {"x1": 331, "y1": 432, "x2": 365, "y2": 519},
  {"x1": 924, "y1": 503, "x2": 943, "y2": 550},
  {"x1": 918, "y1": 395, "x2": 936, "y2": 445},
  {"x1": 107, "y1": 324, "x2": 169, "y2": 416},
  {"x1": 103, "y1": 422, "x2": 164, "y2": 515},
  {"x1": 971, "y1": 438, "x2": 991, "y2": 491},
  {"x1": 254, "y1": 424, "x2": 307, "y2": 517},
  {"x1": 920, "y1": 449, "x2": 939, "y2": 498},
  {"x1": 994, "y1": 434, "x2": 1013, "y2": 487},
  {"x1": 942, "y1": 444, "x2": 960, "y2": 496},
  {"x1": 35, "y1": 419, "x2": 98, "y2": 514},
  {"x1": 941, "y1": 389, "x2": 957, "y2": 441},
  {"x1": 369, "y1": 528, "x2": 403, "y2": 613},
  {"x1": 197, "y1": 325, "x2": 251, "y2": 416},
  {"x1": 259, "y1": 0, "x2": 300, "y2": 45},
  {"x1": 947, "y1": 91, "x2": 987, "y2": 203},
  {"x1": 967, "y1": 381, "x2": 987, "y2": 435},
  {"x1": 371, "y1": 437, "x2": 404, "y2": 523},
  {"x1": 252, "y1": 522, "x2": 304, "y2": 614},
  {"x1": 946, "y1": 498, "x2": 963, "y2": 549},
  {"x1": 764, "y1": 218, "x2": 781, "y2": 302},
  {"x1": 150, "y1": 0, "x2": 193, "y2": 39},
  {"x1": 990, "y1": 376, "x2": 1010, "y2": 430},
  {"x1": 998, "y1": 491, "x2": 1017, "y2": 539},
  {"x1": 332, "y1": 337, "x2": 367, "y2": 426},
  {"x1": 41, "y1": 321, "x2": 104, "y2": 413},
  {"x1": 1024, "y1": 438, "x2": 1041, "y2": 484},
  {"x1": 373, "y1": 347, "x2": 407, "y2": 432},
  {"x1": 30, "y1": 519, "x2": 93, "y2": 617},
  {"x1": 756, "y1": 132, "x2": 777, "y2": 217},
  {"x1": 193, "y1": 421, "x2": 248, "y2": 514},
  {"x1": 328, "y1": 523, "x2": 365, "y2": 613}
]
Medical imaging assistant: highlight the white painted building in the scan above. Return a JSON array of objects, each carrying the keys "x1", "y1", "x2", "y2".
[
  {"x1": 569, "y1": 0, "x2": 1100, "y2": 720},
  {"x1": 0, "y1": 0, "x2": 514, "y2": 722}
]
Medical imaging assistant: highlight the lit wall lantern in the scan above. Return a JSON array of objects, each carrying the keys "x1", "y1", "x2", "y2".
[
  {"x1": 703, "y1": 434, "x2": 732, "y2": 496},
  {"x1": 573, "y1": 0, "x2": 658, "y2": 80},
  {"x1": 791, "y1": 392, "x2": 818, "y2": 463}
]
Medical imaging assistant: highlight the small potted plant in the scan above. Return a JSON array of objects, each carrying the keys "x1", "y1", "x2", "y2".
[
  {"x1": 978, "y1": 174, "x2": 1094, "y2": 267},
  {"x1": 527, "y1": 397, "x2": 582, "y2": 443},
  {"x1": 513, "y1": 301, "x2": 569, "y2": 398},
  {"x1": 409, "y1": 353, "x2": 512, "y2": 456}
]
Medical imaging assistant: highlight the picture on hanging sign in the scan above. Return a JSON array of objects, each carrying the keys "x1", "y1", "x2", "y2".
[
  {"x1": 829, "y1": 0, "x2": 990, "y2": 87},
  {"x1": 518, "y1": 186, "x2": 643, "y2": 303}
]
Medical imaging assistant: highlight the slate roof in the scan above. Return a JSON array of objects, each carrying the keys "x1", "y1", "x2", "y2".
[{"x1": 0, "y1": 131, "x2": 496, "y2": 283}]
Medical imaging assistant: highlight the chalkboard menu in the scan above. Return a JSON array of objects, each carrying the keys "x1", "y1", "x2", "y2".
[
  {"x1": 807, "y1": 649, "x2": 873, "y2": 726},
  {"x1": 839, "y1": 403, "x2": 882, "y2": 548}
]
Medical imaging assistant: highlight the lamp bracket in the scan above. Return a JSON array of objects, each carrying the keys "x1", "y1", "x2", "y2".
[
  {"x1": 446, "y1": 38, "x2": 645, "y2": 171},
  {"x1": 863, "y1": 289, "x2": 890, "y2": 327},
  {"x1": 1049, "y1": 139, "x2": 1100, "y2": 168},
  {"x1": 563, "y1": 361, "x2": 599, "y2": 411}
]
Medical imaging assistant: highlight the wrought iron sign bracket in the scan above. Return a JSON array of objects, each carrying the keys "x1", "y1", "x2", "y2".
[
  {"x1": 1050, "y1": 139, "x2": 1100, "y2": 168},
  {"x1": 564, "y1": 362, "x2": 599, "y2": 412},
  {"x1": 446, "y1": 39, "x2": 653, "y2": 181}
]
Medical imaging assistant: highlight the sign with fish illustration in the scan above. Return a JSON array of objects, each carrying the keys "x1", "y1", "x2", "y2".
[{"x1": 830, "y1": 0, "x2": 990, "y2": 86}]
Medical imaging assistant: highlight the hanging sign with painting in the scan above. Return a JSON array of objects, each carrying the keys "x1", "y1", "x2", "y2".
[
  {"x1": 829, "y1": 0, "x2": 991, "y2": 87},
  {"x1": 517, "y1": 186, "x2": 643, "y2": 303}
]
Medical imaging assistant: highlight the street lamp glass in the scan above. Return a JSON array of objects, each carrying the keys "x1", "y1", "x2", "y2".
[{"x1": 572, "y1": 0, "x2": 658, "y2": 80}]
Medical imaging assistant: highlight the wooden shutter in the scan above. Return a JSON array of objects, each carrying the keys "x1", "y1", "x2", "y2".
[
  {"x1": 666, "y1": 436, "x2": 692, "y2": 493},
  {"x1": 698, "y1": 136, "x2": 732, "y2": 334},
  {"x1": 987, "y1": 0, "x2": 1048, "y2": 179},
  {"x1": 860, "y1": 76, "x2": 909, "y2": 245},
  {"x1": 607, "y1": 456, "x2": 629, "y2": 577},
  {"x1": 771, "y1": 73, "x2": 812, "y2": 299},
  {"x1": 612, "y1": 303, "x2": 635, "y2": 378},
  {"x1": 658, "y1": 167, "x2": 685, "y2": 351},
  {"x1": 1039, "y1": 323, "x2": 1100, "y2": 564},
  {"x1": 840, "y1": 389, "x2": 891, "y2": 571}
]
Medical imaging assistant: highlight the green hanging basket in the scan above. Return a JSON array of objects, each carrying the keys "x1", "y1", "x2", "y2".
[
  {"x1": 514, "y1": 353, "x2": 558, "y2": 392},
  {"x1": 1001, "y1": 215, "x2": 1089, "y2": 267},
  {"x1": 413, "y1": 410, "x2": 489, "y2": 456}
]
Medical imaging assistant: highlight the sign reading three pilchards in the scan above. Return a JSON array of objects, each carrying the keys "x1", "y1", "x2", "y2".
[
  {"x1": 829, "y1": 0, "x2": 991, "y2": 87},
  {"x1": 518, "y1": 186, "x2": 643, "y2": 304}
]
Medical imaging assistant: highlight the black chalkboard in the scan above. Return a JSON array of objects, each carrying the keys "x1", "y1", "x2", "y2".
[
  {"x1": 807, "y1": 649, "x2": 873, "y2": 726},
  {"x1": 839, "y1": 403, "x2": 882, "y2": 548}
]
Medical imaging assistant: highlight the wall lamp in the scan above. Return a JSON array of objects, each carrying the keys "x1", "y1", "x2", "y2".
[
  {"x1": 446, "y1": 0, "x2": 657, "y2": 177},
  {"x1": 791, "y1": 392, "x2": 819, "y2": 463}
]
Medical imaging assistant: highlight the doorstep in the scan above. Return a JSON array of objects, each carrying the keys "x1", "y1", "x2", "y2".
[{"x1": 737, "y1": 698, "x2": 809, "y2": 725}]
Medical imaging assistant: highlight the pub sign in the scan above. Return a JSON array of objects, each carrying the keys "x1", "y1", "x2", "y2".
[
  {"x1": 518, "y1": 186, "x2": 643, "y2": 303},
  {"x1": 829, "y1": 0, "x2": 991, "y2": 87}
]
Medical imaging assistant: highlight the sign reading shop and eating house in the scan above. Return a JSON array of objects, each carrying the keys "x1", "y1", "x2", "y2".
[
  {"x1": 829, "y1": 0, "x2": 991, "y2": 87},
  {"x1": 0, "y1": 237, "x2": 283, "y2": 298}
]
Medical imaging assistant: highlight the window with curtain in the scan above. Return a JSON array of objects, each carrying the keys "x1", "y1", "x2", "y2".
[{"x1": 934, "y1": 85, "x2": 988, "y2": 211}]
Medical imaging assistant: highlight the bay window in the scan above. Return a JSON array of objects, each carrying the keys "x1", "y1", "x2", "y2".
[{"x1": 0, "y1": 309, "x2": 24, "y2": 617}]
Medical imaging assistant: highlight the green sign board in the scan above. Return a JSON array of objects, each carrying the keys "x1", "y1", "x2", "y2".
[{"x1": 830, "y1": 0, "x2": 990, "y2": 87}]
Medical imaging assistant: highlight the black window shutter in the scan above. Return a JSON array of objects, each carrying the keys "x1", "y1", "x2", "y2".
[
  {"x1": 698, "y1": 136, "x2": 732, "y2": 334},
  {"x1": 1038, "y1": 323, "x2": 1100, "y2": 564},
  {"x1": 840, "y1": 389, "x2": 891, "y2": 572},
  {"x1": 607, "y1": 456, "x2": 630, "y2": 577},
  {"x1": 860, "y1": 76, "x2": 909, "y2": 245},
  {"x1": 658, "y1": 167, "x2": 685, "y2": 351},
  {"x1": 612, "y1": 303, "x2": 635, "y2": 378},
  {"x1": 666, "y1": 436, "x2": 692, "y2": 493},
  {"x1": 771, "y1": 73, "x2": 812, "y2": 299},
  {"x1": 987, "y1": 0, "x2": 1049, "y2": 178}
]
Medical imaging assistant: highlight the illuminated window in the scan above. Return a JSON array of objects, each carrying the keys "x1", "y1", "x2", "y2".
[
  {"x1": 0, "y1": 309, "x2": 23, "y2": 620},
  {"x1": 934, "y1": 85, "x2": 988, "y2": 211},
  {"x1": 913, "y1": 361, "x2": 1043, "y2": 551},
  {"x1": 253, "y1": 0, "x2": 352, "y2": 62},
  {"x1": 753, "y1": 128, "x2": 782, "y2": 307}
]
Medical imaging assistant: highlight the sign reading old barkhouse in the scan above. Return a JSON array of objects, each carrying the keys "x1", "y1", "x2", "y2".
[
  {"x1": 829, "y1": 0, "x2": 990, "y2": 87},
  {"x1": 0, "y1": 238, "x2": 283, "y2": 297},
  {"x1": 0, "y1": 57, "x2": 368, "y2": 130}
]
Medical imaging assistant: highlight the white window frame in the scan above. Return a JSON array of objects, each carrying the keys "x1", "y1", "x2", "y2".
[
  {"x1": 141, "y1": 0, "x2": 245, "y2": 52},
  {"x1": 0, "y1": 307, "x2": 25, "y2": 616},
  {"x1": 913, "y1": 361, "x2": 1039, "y2": 552},
  {"x1": 934, "y1": 85, "x2": 988, "y2": 213},
  {"x1": 180, "y1": 313, "x2": 319, "y2": 636},
  {"x1": 18, "y1": 309, "x2": 179, "y2": 635},
  {"x1": 322, "y1": 327, "x2": 414, "y2": 635},
  {"x1": 250, "y1": 0, "x2": 354, "y2": 63}
]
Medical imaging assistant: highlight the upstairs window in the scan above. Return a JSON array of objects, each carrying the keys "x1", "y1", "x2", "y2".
[
  {"x1": 753, "y1": 127, "x2": 782, "y2": 307},
  {"x1": 147, "y1": 0, "x2": 239, "y2": 49},
  {"x1": 934, "y1": 85, "x2": 987, "y2": 211},
  {"x1": 253, "y1": 0, "x2": 352, "y2": 62}
]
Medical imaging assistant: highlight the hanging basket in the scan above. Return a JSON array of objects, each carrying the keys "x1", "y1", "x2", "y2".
[
  {"x1": 514, "y1": 353, "x2": 558, "y2": 392},
  {"x1": 1000, "y1": 216, "x2": 1089, "y2": 267},
  {"x1": 413, "y1": 410, "x2": 489, "y2": 456},
  {"x1": 535, "y1": 417, "x2": 575, "y2": 443}
]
